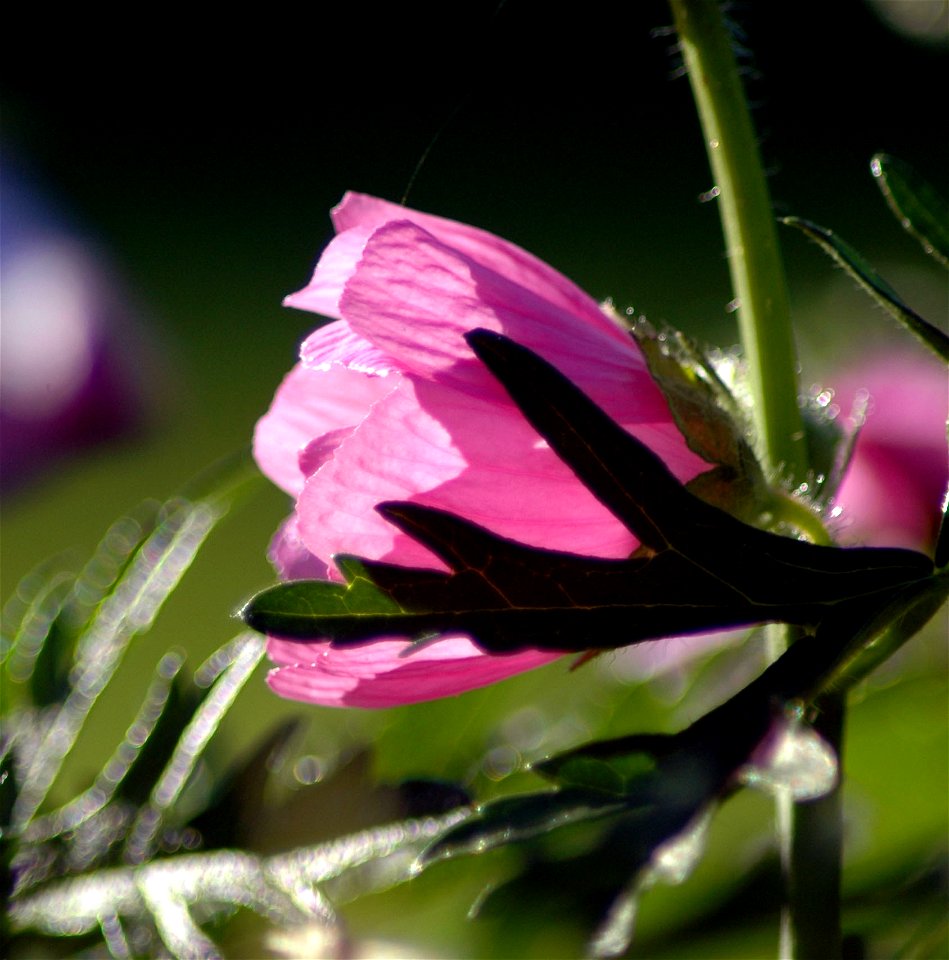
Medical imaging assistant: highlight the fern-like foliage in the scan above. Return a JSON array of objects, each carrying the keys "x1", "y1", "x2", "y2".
[{"x1": 1, "y1": 481, "x2": 468, "y2": 959}]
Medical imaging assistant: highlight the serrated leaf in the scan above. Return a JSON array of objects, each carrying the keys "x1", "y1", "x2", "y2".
[
  {"x1": 871, "y1": 153, "x2": 949, "y2": 268},
  {"x1": 243, "y1": 331, "x2": 932, "y2": 654},
  {"x1": 782, "y1": 216, "x2": 949, "y2": 362}
]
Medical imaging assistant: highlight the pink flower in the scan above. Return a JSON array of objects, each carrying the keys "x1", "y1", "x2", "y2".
[
  {"x1": 832, "y1": 352, "x2": 947, "y2": 553},
  {"x1": 253, "y1": 193, "x2": 707, "y2": 707}
]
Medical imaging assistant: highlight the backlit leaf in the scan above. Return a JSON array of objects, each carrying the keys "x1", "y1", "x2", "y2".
[
  {"x1": 871, "y1": 153, "x2": 949, "y2": 268},
  {"x1": 242, "y1": 331, "x2": 933, "y2": 653},
  {"x1": 782, "y1": 216, "x2": 949, "y2": 362}
]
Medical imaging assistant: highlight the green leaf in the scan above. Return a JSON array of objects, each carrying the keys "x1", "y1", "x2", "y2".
[
  {"x1": 539, "y1": 752, "x2": 659, "y2": 797},
  {"x1": 871, "y1": 153, "x2": 949, "y2": 268},
  {"x1": 824, "y1": 570, "x2": 949, "y2": 692},
  {"x1": 426, "y1": 788, "x2": 628, "y2": 861},
  {"x1": 630, "y1": 323, "x2": 766, "y2": 518},
  {"x1": 420, "y1": 589, "x2": 943, "y2": 956},
  {"x1": 116, "y1": 658, "x2": 206, "y2": 807},
  {"x1": 242, "y1": 331, "x2": 932, "y2": 653},
  {"x1": 423, "y1": 614, "x2": 849, "y2": 954},
  {"x1": 243, "y1": 561, "x2": 405, "y2": 642},
  {"x1": 535, "y1": 735, "x2": 669, "y2": 792},
  {"x1": 1, "y1": 569, "x2": 75, "y2": 709},
  {"x1": 781, "y1": 216, "x2": 949, "y2": 363}
]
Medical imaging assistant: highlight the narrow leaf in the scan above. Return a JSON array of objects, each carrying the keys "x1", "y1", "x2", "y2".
[
  {"x1": 13, "y1": 498, "x2": 222, "y2": 830},
  {"x1": 124, "y1": 633, "x2": 264, "y2": 864},
  {"x1": 425, "y1": 789, "x2": 628, "y2": 861},
  {"x1": 871, "y1": 153, "x2": 949, "y2": 268},
  {"x1": 781, "y1": 216, "x2": 949, "y2": 362}
]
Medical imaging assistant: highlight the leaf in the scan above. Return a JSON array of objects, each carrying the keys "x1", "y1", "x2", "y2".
[
  {"x1": 244, "y1": 557, "x2": 403, "y2": 641},
  {"x1": 823, "y1": 569, "x2": 949, "y2": 692},
  {"x1": 9, "y1": 810, "x2": 468, "y2": 955},
  {"x1": 242, "y1": 331, "x2": 933, "y2": 653},
  {"x1": 11, "y1": 497, "x2": 226, "y2": 833},
  {"x1": 541, "y1": 752, "x2": 659, "y2": 797},
  {"x1": 419, "y1": 595, "x2": 916, "y2": 957},
  {"x1": 630, "y1": 323, "x2": 767, "y2": 520},
  {"x1": 1, "y1": 568, "x2": 75, "y2": 709},
  {"x1": 799, "y1": 384, "x2": 863, "y2": 508},
  {"x1": 116, "y1": 657, "x2": 206, "y2": 808},
  {"x1": 871, "y1": 153, "x2": 949, "y2": 268},
  {"x1": 781, "y1": 216, "x2": 949, "y2": 363},
  {"x1": 426, "y1": 788, "x2": 628, "y2": 861},
  {"x1": 124, "y1": 634, "x2": 264, "y2": 864}
]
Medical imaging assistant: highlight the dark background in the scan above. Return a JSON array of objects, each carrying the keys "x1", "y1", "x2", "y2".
[
  {"x1": 2, "y1": 3, "x2": 946, "y2": 956},
  {"x1": 4, "y1": 0, "x2": 946, "y2": 564}
]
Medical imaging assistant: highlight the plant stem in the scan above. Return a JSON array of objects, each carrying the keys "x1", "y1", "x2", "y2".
[
  {"x1": 669, "y1": 3, "x2": 842, "y2": 957},
  {"x1": 669, "y1": 0, "x2": 807, "y2": 483},
  {"x1": 785, "y1": 693, "x2": 845, "y2": 960}
]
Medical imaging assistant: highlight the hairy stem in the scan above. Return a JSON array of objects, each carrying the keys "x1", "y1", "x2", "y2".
[
  {"x1": 670, "y1": 0, "x2": 807, "y2": 483},
  {"x1": 669, "y1": 3, "x2": 840, "y2": 957}
]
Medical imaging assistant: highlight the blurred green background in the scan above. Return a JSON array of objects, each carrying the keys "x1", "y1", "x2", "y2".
[{"x1": 2, "y1": 1, "x2": 947, "y2": 956}]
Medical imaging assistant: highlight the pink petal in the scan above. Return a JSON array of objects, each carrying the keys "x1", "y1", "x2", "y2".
[
  {"x1": 299, "y1": 318, "x2": 396, "y2": 377},
  {"x1": 253, "y1": 360, "x2": 397, "y2": 497},
  {"x1": 296, "y1": 374, "x2": 684, "y2": 572},
  {"x1": 330, "y1": 192, "x2": 627, "y2": 343},
  {"x1": 266, "y1": 635, "x2": 561, "y2": 708},
  {"x1": 283, "y1": 226, "x2": 376, "y2": 319},
  {"x1": 256, "y1": 193, "x2": 714, "y2": 709},
  {"x1": 338, "y1": 221, "x2": 668, "y2": 419},
  {"x1": 268, "y1": 516, "x2": 330, "y2": 580},
  {"x1": 832, "y1": 352, "x2": 947, "y2": 551}
]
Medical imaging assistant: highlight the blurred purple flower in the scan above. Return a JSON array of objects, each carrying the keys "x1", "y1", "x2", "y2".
[{"x1": 1, "y1": 163, "x2": 150, "y2": 490}]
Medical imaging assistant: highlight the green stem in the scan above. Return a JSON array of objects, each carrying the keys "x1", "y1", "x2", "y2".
[
  {"x1": 669, "y1": 0, "x2": 808, "y2": 483},
  {"x1": 669, "y1": 3, "x2": 841, "y2": 957},
  {"x1": 768, "y1": 493, "x2": 833, "y2": 546},
  {"x1": 785, "y1": 694, "x2": 845, "y2": 960}
]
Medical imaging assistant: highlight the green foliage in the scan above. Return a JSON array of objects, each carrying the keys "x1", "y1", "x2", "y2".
[
  {"x1": 416, "y1": 590, "x2": 945, "y2": 957},
  {"x1": 871, "y1": 153, "x2": 949, "y2": 269},
  {"x1": 782, "y1": 216, "x2": 949, "y2": 363},
  {"x1": 1, "y1": 477, "x2": 468, "y2": 959}
]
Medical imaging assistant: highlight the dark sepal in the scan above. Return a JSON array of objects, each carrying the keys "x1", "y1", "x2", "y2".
[{"x1": 242, "y1": 332, "x2": 932, "y2": 654}]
